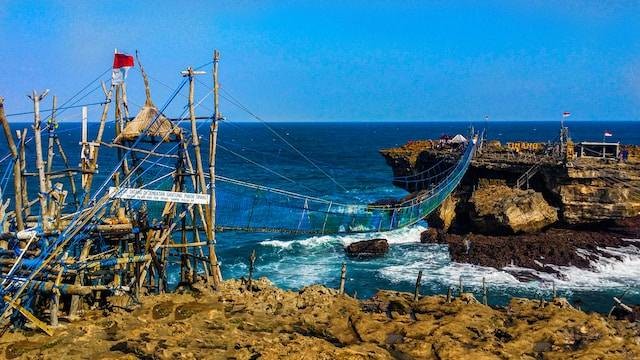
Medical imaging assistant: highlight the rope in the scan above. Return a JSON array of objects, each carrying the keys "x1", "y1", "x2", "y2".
[
  {"x1": 218, "y1": 86, "x2": 349, "y2": 193},
  {"x1": 217, "y1": 144, "x2": 318, "y2": 194}
]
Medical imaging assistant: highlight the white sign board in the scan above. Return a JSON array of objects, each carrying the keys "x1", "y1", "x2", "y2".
[{"x1": 109, "y1": 187, "x2": 209, "y2": 205}]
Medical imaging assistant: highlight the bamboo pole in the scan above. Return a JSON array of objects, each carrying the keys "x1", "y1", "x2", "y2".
[
  {"x1": 482, "y1": 277, "x2": 488, "y2": 305},
  {"x1": 18, "y1": 129, "x2": 30, "y2": 218},
  {"x1": 69, "y1": 239, "x2": 93, "y2": 317},
  {"x1": 29, "y1": 90, "x2": 50, "y2": 222},
  {"x1": 182, "y1": 65, "x2": 220, "y2": 287},
  {"x1": 339, "y1": 262, "x2": 347, "y2": 294},
  {"x1": 414, "y1": 270, "x2": 423, "y2": 302},
  {"x1": 82, "y1": 83, "x2": 114, "y2": 205},
  {"x1": 54, "y1": 137, "x2": 78, "y2": 207},
  {"x1": 0, "y1": 98, "x2": 24, "y2": 230},
  {"x1": 208, "y1": 50, "x2": 222, "y2": 286},
  {"x1": 247, "y1": 249, "x2": 256, "y2": 291},
  {"x1": 50, "y1": 266, "x2": 63, "y2": 326},
  {"x1": 46, "y1": 96, "x2": 57, "y2": 190}
]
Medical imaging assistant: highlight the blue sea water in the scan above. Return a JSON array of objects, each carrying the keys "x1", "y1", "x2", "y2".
[{"x1": 3, "y1": 120, "x2": 640, "y2": 312}]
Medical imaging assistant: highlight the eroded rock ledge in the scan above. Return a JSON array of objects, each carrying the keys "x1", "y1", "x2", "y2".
[{"x1": 2, "y1": 279, "x2": 639, "y2": 359}]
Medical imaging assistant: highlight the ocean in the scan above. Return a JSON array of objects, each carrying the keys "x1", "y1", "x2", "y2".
[{"x1": 2, "y1": 120, "x2": 640, "y2": 312}]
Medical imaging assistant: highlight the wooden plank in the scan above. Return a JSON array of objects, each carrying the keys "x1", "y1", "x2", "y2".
[{"x1": 3, "y1": 296, "x2": 54, "y2": 336}]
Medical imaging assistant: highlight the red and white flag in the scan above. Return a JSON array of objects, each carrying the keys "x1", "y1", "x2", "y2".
[
  {"x1": 604, "y1": 131, "x2": 613, "y2": 137},
  {"x1": 112, "y1": 52, "x2": 135, "y2": 85},
  {"x1": 562, "y1": 112, "x2": 571, "y2": 118}
]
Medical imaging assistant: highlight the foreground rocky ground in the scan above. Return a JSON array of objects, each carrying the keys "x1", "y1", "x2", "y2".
[{"x1": 2, "y1": 279, "x2": 639, "y2": 359}]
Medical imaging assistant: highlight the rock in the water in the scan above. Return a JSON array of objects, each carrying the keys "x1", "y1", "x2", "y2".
[
  {"x1": 470, "y1": 184, "x2": 557, "y2": 234},
  {"x1": 345, "y1": 238, "x2": 389, "y2": 258},
  {"x1": 420, "y1": 228, "x2": 445, "y2": 244}
]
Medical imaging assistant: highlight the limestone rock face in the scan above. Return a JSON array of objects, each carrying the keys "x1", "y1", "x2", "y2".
[
  {"x1": 426, "y1": 194, "x2": 458, "y2": 232},
  {"x1": 345, "y1": 238, "x2": 389, "y2": 258},
  {"x1": 555, "y1": 163, "x2": 640, "y2": 224},
  {"x1": 470, "y1": 185, "x2": 558, "y2": 234}
]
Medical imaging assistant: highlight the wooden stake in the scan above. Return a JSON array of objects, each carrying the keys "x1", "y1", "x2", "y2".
[
  {"x1": 459, "y1": 276, "x2": 463, "y2": 296},
  {"x1": 0, "y1": 98, "x2": 24, "y2": 230},
  {"x1": 413, "y1": 270, "x2": 423, "y2": 302},
  {"x1": 247, "y1": 249, "x2": 256, "y2": 291},
  {"x1": 552, "y1": 281, "x2": 556, "y2": 299},
  {"x1": 482, "y1": 277, "x2": 488, "y2": 305},
  {"x1": 339, "y1": 262, "x2": 347, "y2": 294},
  {"x1": 28, "y1": 90, "x2": 49, "y2": 223},
  {"x1": 447, "y1": 286, "x2": 452, "y2": 303}
]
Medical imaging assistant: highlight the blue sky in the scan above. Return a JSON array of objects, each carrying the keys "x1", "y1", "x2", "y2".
[{"x1": 1, "y1": 1, "x2": 639, "y2": 122}]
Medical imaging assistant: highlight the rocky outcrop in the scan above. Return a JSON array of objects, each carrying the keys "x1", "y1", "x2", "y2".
[
  {"x1": 380, "y1": 140, "x2": 640, "y2": 231},
  {"x1": 3, "y1": 279, "x2": 639, "y2": 359},
  {"x1": 470, "y1": 184, "x2": 558, "y2": 234},
  {"x1": 345, "y1": 239, "x2": 389, "y2": 258}
]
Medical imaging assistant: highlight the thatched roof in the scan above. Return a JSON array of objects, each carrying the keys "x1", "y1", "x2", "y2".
[
  {"x1": 115, "y1": 104, "x2": 179, "y2": 143},
  {"x1": 114, "y1": 52, "x2": 181, "y2": 144}
]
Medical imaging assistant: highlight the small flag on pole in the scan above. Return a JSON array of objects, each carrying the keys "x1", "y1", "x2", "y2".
[
  {"x1": 562, "y1": 112, "x2": 571, "y2": 118},
  {"x1": 112, "y1": 52, "x2": 135, "y2": 85},
  {"x1": 604, "y1": 131, "x2": 613, "y2": 137}
]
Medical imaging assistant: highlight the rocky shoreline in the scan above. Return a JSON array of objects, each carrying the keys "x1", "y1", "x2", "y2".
[
  {"x1": 422, "y1": 226, "x2": 639, "y2": 280},
  {"x1": 2, "y1": 279, "x2": 639, "y2": 359},
  {"x1": 380, "y1": 139, "x2": 640, "y2": 278}
]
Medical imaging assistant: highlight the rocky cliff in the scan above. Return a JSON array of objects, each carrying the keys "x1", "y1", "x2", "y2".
[{"x1": 381, "y1": 140, "x2": 640, "y2": 232}]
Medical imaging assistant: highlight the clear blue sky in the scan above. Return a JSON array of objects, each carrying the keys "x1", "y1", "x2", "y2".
[{"x1": 1, "y1": 1, "x2": 639, "y2": 122}]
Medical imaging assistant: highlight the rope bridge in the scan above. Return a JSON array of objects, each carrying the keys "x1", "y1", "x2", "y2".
[{"x1": 213, "y1": 138, "x2": 476, "y2": 234}]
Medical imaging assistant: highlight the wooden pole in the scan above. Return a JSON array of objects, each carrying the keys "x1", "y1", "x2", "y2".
[
  {"x1": 247, "y1": 249, "x2": 256, "y2": 291},
  {"x1": 482, "y1": 277, "x2": 488, "y2": 305},
  {"x1": 82, "y1": 83, "x2": 114, "y2": 205},
  {"x1": 0, "y1": 98, "x2": 24, "y2": 230},
  {"x1": 68, "y1": 239, "x2": 92, "y2": 317},
  {"x1": 459, "y1": 276, "x2": 463, "y2": 296},
  {"x1": 53, "y1": 136, "x2": 78, "y2": 207},
  {"x1": 208, "y1": 50, "x2": 222, "y2": 286},
  {"x1": 182, "y1": 65, "x2": 221, "y2": 287},
  {"x1": 552, "y1": 281, "x2": 556, "y2": 299},
  {"x1": 447, "y1": 286, "x2": 452, "y2": 303},
  {"x1": 50, "y1": 266, "x2": 63, "y2": 326},
  {"x1": 413, "y1": 270, "x2": 423, "y2": 302},
  {"x1": 18, "y1": 129, "x2": 29, "y2": 218},
  {"x1": 339, "y1": 262, "x2": 346, "y2": 294},
  {"x1": 46, "y1": 95, "x2": 57, "y2": 190},
  {"x1": 28, "y1": 90, "x2": 49, "y2": 222}
]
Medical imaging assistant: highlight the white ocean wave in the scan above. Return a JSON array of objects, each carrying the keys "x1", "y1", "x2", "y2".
[
  {"x1": 259, "y1": 224, "x2": 426, "y2": 250},
  {"x1": 377, "y1": 242, "x2": 640, "y2": 294}
]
